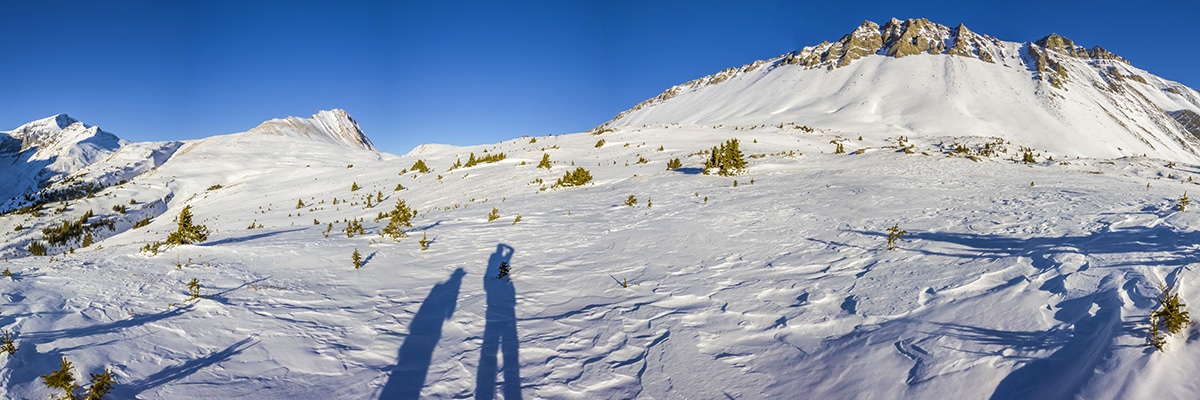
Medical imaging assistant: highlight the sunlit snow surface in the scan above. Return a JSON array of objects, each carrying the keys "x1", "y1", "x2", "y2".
[{"x1": 3, "y1": 122, "x2": 1200, "y2": 399}]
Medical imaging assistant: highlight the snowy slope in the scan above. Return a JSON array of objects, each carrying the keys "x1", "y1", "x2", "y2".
[
  {"x1": 3, "y1": 118, "x2": 1200, "y2": 398},
  {"x1": 600, "y1": 18, "x2": 1200, "y2": 163}
]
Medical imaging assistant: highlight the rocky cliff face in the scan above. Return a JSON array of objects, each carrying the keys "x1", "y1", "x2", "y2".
[{"x1": 785, "y1": 19, "x2": 1005, "y2": 68}]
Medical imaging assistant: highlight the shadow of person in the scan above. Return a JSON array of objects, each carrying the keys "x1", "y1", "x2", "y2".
[
  {"x1": 381, "y1": 267, "x2": 466, "y2": 400},
  {"x1": 476, "y1": 244, "x2": 522, "y2": 400}
]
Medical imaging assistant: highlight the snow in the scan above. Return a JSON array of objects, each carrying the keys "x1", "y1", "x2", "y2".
[
  {"x1": 5, "y1": 23, "x2": 1200, "y2": 398},
  {"x1": 3, "y1": 116, "x2": 1200, "y2": 398}
]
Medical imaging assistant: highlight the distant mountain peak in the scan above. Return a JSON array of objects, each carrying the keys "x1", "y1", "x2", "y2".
[
  {"x1": 248, "y1": 109, "x2": 377, "y2": 151},
  {"x1": 6, "y1": 114, "x2": 119, "y2": 155}
]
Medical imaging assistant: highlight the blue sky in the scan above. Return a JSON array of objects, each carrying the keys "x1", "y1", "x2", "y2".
[{"x1": 2, "y1": 1, "x2": 1198, "y2": 154}]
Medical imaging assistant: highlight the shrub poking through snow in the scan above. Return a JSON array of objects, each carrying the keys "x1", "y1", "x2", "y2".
[
  {"x1": 1022, "y1": 150, "x2": 1036, "y2": 164},
  {"x1": 1148, "y1": 282, "x2": 1190, "y2": 351},
  {"x1": 488, "y1": 207, "x2": 500, "y2": 222},
  {"x1": 886, "y1": 224, "x2": 907, "y2": 251},
  {"x1": 832, "y1": 140, "x2": 845, "y2": 154},
  {"x1": 537, "y1": 153, "x2": 552, "y2": 169},
  {"x1": 512, "y1": 214, "x2": 522, "y2": 225},
  {"x1": 595, "y1": 139, "x2": 606, "y2": 148},
  {"x1": 352, "y1": 248, "x2": 363, "y2": 270},
  {"x1": 165, "y1": 206, "x2": 210, "y2": 245},
  {"x1": 344, "y1": 219, "x2": 365, "y2": 238},
  {"x1": 553, "y1": 167, "x2": 593, "y2": 188},
  {"x1": 410, "y1": 159, "x2": 431, "y2": 174},
  {"x1": 41, "y1": 356, "x2": 78, "y2": 400},
  {"x1": 296, "y1": 199, "x2": 305, "y2": 209},
  {"x1": 625, "y1": 195, "x2": 637, "y2": 207},
  {"x1": 1, "y1": 268, "x2": 11, "y2": 278},
  {"x1": 419, "y1": 232, "x2": 429, "y2": 250},
  {"x1": 704, "y1": 139, "x2": 747, "y2": 176},
  {"x1": 188, "y1": 278, "x2": 201, "y2": 300},
  {"x1": 381, "y1": 200, "x2": 416, "y2": 240},
  {"x1": 1178, "y1": 192, "x2": 1191, "y2": 212},
  {"x1": 350, "y1": 182, "x2": 360, "y2": 192},
  {"x1": 667, "y1": 158, "x2": 683, "y2": 170},
  {"x1": 29, "y1": 240, "x2": 48, "y2": 256},
  {"x1": 132, "y1": 217, "x2": 151, "y2": 229},
  {"x1": 497, "y1": 261, "x2": 510, "y2": 280}
]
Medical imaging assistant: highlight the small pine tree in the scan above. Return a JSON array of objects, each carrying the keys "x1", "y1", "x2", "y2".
[
  {"x1": 595, "y1": 139, "x2": 605, "y2": 148},
  {"x1": 886, "y1": 224, "x2": 907, "y2": 251},
  {"x1": 41, "y1": 356, "x2": 79, "y2": 400},
  {"x1": 164, "y1": 206, "x2": 210, "y2": 245},
  {"x1": 0, "y1": 329, "x2": 16, "y2": 355},
  {"x1": 832, "y1": 141, "x2": 845, "y2": 154},
  {"x1": 512, "y1": 214, "x2": 522, "y2": 225},
  {"x1": 419, "y1": 232, "x2": 429, "y2": 250},
  {"x1": 625, "y1": 195, "x2": 637, "y2": 206},
  {"x1": 350, "y1": 182, "x2": 360, "y2": 192},
  {"x1": 537, "y1": 153, "x2": 552, "y2": 169},
  {"x1": 394, "y1": 183, "x2": 404, "y2": 191},
  {"x1": 29, "y1": 240, "x2": 47, "y2": 256},
  {"x1": 381, "y1": 199, "x2": 416, "y2": 240},
  {"x1": 410, "y1": 159, "x2": 431, "y2": 174},
  {"x1": 1022, "y1": 151, "x2": 1036, "y2": 163},
  {"x1": 647, "y1": 197, "x2": 652, "y2": 208},
  {"x1": 488, "y1": 207, "x2": 500, "y2": 222},
  {"x1": 352, "y1": 248, "x2": 363, "y2": 270},
  {"x1": 704, "y1": 139, "x2": 747, "y2": 176},
  {"x1": 2, "y1": 267, "x2": 11, "y2": 278},
  {"x1": 553, "y1": 167, "x2": 593, "y2": 188},
  {"x1": 296, "y1": 199, "x2": 305, "y2": 209},
  {"x1": 188, "y1": 278, "x2": 201, "y2": 300},
  {"x1": 666, "y1": 158, "x2": 682, "y2": 170},
  {"x1": 1148, "y1": 282, "x2": 1191, "y2": 351},
  {"x1": 81, "y1": 232, "x2": 94, "y2": 248},
  {"x1": 1179, "y1": 192, "x2": 1191, "y2": 212},
  {"x1": 84, "y1": 368, "x2": 116, "y2": 400}
]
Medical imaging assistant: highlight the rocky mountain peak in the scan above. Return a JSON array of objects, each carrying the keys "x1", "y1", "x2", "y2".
[{"x1": 247, "y1": 109, "x2": 377, "y2": 151}]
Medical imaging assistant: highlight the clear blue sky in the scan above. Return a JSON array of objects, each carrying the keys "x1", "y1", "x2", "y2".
[{"x1": 3, "y1": 0, "x2": 1197, "y2": 154}]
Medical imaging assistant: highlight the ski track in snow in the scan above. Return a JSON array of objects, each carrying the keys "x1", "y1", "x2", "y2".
[{"x1": 2, "y1": 124, "x2": 1200, "y2": 399}]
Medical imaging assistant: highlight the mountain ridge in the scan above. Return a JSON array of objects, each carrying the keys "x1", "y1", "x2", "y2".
[{"x1": 597, "y1": 17, "x2": 1200, "y2": 162}]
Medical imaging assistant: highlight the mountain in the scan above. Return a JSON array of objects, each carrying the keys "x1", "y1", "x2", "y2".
[
  {"x1": 246, "y1": 109, "x2": 377, "y2": 151},
  {"x1": 600, "y1": 18, "x2": 1200, "y2": 162},
  {"x1": 0, "y1": 109, "x2": 380, "y2": 213}
]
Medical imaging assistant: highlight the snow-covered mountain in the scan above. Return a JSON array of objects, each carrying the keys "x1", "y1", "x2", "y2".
[
  {"x1": 246, "y1": 109, "x2": 377, "y2": 151},
  {"x1": 601, "y1": 18, "x2": 1200, "y2": 162},
  {"x1": 0, "y1": 114, "x2": 127, "y2": 211},
  {"x1": 6, "y1": 19, "x2": 1200, "y2": 400}
]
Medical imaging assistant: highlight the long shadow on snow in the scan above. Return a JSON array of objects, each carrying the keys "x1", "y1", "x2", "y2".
[
  {"x1": 988, "y1": 288, "x2": 1123, "y2": 399},
  {"x1": 197, "y1": 228, "x2": 306, "y2": 247},
  {"x1": 22, "y1": 303, "x2": 194, "y2": 344},
  {"x1": 854, "y1": 224, "x2": 1200, "y2": 270},
  {"x1": 379, "y1": 267, "x2": 466, "y2": 400},
  {"x1": 116, "y1": 335, "x2": 259, "y2": 398},
  {"x1": 476, "y1": 243, "x2": 522, "y2": 400}
]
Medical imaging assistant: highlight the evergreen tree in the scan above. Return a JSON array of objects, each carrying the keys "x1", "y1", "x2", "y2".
[
  {"x1": 382, "y1": 199, "x2": 416, "y2": 240},
  {"x1": 487, "y1": 207, "x2": 500, "y2": 221},
  {"x1": 703, "y1": 139, "x2": 747, "y2": 176},
  {"x1": 165, "y1": 206, "x2": 210, "y2": 245},
  {"x1": 84, "y1": 368, "x2": 116, "y2": 400},
  {"x1": 410, "y1": 159, "x2": 431, "y2": 174},
  {"x1": 352, "y1": 248, "x2": 363, "y2": 270},
  {"x1": 41, "y1": 356, "x2": 78, "y2": 400},
  {"x1": 296, "y1": 199, "x2": 305, "y2": 209},
  {"x1": 537, "y1": 153, "x2": 552, "y2": 169},
  {"x1": 666, "y1": 158, "x2": 683, "y2": 170}
]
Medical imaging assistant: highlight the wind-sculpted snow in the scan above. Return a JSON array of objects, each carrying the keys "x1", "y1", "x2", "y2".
[{"x1": 3, "y1": 122, "x2": 1200, "y2": 398}]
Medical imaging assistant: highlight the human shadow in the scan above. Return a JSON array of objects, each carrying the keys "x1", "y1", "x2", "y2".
[
  {"x1": 380, "y1": 267, "x2": 466, "y2": 400},
  {"x1": 476, "y1": 243, "x2": 522, "y2": 400}
]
